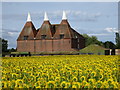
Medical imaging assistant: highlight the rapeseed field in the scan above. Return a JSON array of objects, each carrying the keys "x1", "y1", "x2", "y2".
[{"x1": 1, "y1": 55, "x2": 119, "y2": 88}]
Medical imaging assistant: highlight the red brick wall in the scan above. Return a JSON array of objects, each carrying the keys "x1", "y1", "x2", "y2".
[
  {"x1": 17, "y1": 38, "x2": 85, "y2": 53},
  {"x1": 17, "y1": 40, "x2": 35, "y2": 52},
  {"x1": 53, "y1": 39, "x2": 71, "y2": 52},
  {"x1": 35, "y1": 39, "x2": 73, "y2": 53},
  {"x1": 35, "y1": 40, "x2": 52, "y2": 52}
]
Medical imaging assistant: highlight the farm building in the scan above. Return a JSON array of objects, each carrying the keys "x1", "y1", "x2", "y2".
[
  {"x1": 79, "y1": 44, "x2": 109, "y2": 55},
  {"x1": 105, "y1": 49, "x2": 120, "y2": 55},
  {"x1": 17, "y1": 11, "x2": 85, "y2": 53}
]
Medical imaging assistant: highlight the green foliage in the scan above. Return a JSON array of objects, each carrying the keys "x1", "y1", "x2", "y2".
[
  {"x1": 82, "y1": 34, "x2": 104, "y2": 47},
  {"x1": 8, "y1": 48, "x2": 16, "y2": 52},
  {"x1": 115, "y1": 33, "x2": 120, "y2": 49},
  {"x1": 0, "y1": 38, "x2": 8, "y2": 52},
  {"x1": 79, "y1": 44, "x2": 108, "y2": 55},
  {"x1": 103, "y1": 41, "x2": 116, "y2": 49},
  {"x1": 82, "y1": 34, "x2": 117, "y2": 49}
]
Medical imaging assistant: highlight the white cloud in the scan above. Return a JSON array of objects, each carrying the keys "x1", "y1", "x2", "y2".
[
  {"x1": 88, "y1": 33, "x2": 111, "y2": 36},
  {"x1": 104, "y1": 27, "x2": 118, "y2": 33}
]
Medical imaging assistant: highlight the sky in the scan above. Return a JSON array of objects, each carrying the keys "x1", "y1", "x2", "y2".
[{"x1": 2, "y1": 2, "x2": 118, "y2": 49}]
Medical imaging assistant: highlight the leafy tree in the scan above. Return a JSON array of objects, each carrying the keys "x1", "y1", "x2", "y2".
[
  {"x1": 103, "y1": 41, "x2": 116, "y2": 49},
  {"x1": 0, "y1": 38, "x2": 8, "y2": 52},
  {"x1": 8, "y1": 48, "x2": 16, "y2": 52},
  {"x1": 115, "y1": 33, "x2": 120, "y2": 49},
  {"x1": 82, "y1": 34, "x2": 104, "y2": 47}
]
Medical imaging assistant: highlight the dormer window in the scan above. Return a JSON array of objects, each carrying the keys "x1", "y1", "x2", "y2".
[
  {"x1": 60, "y1": 34, "x2": 64, "y2": 39},
  {"x1": 24, "y1": 36, "x2": 28, "y2": 40},
  {"x1": 41, "y1": 35, "x2": 46, "y2": 39}
]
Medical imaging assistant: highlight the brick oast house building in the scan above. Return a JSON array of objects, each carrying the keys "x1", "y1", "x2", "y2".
[{"x1": 17, "y1": 11, "x2": 85, "y2": 53}]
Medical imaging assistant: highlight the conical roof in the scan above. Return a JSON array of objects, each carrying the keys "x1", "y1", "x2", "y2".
[
  {"x1": 60, "y1": 11, "x2": 70, "y2": 25},
  {"x1": 35, "y1": 12, "x2": 53, "y2": 39},
  {"x1": 17, "y1": 13, "x2": 37, "y2": 40},
  {"x1": 53, "y1": 11, "x2": 79, "y2": 39}
]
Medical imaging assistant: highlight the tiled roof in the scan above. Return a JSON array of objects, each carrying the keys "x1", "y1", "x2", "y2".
[
  {"x1": 17, "y1": 22, "x2": 37, "y2": 40},
  {"x1": 17, "y1": 19, "x2": 84, "y2": 40}
]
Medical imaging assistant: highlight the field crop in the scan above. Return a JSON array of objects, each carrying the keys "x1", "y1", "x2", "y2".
[{"x1": 1, "y1": 55, "x2": 119, "y2": 88}]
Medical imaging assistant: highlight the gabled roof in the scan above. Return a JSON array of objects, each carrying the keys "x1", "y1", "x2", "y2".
[{"x1": 70, "y1": 28, "x2": 85, "y2": 39}]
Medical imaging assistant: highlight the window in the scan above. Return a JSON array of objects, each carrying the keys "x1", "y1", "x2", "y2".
[
  {"x1": 41, "y1": 35, "x2": 46, "y2": 39},
  {"x1": 24, "y1": 36, "x2": 28, "y2": 40},
  {"x1": 60, "y1": 34, "x2": 64, "y2": 39}
]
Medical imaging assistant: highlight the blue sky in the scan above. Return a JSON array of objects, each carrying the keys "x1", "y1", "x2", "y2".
[{"x1": 2, "y1": 2, "x2": 118, "y2": 49}]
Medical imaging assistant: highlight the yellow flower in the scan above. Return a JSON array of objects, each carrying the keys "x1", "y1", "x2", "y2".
[
  {"x1": 72, "y1": 85, "x2": 78, "y2": 88},
  {"x1": 46, "y1": 81, "x2": 55, "y2": 88},
  {"x1": 91, "y1": 71, "x2": 96, "y2": 77},
  {"x1": 72, "y1": 76, "x2": 78, "y2": 82},
  {"x1": 55, "y1": 77, "x2": 60, "y2": 81},
  {"x1": 84, "y1": 83, "x2": 90, "y2": 88},
  {"x1": 60, "y1": 81, "x2": 67, "y2": 88},
  {"x1": 80, "y1": 76, "x2": 86, "y2": 81},
  {"x1": 72, "y1": 82, "x2": 80, "y2": 88},
  {"x1": 2, "y1": 55, "x2": 119, "y2": 88}
]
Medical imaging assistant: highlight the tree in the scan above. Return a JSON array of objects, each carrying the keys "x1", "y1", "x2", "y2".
[
  {"x1": 8, "y1": 48, "x2": 16, "y2": 52},
  {"x1": 115, "y1": 33, "x2": 120, "y2": 49},
  {"x1": 103, "y1": 41, "x2": 116, "y2": 49},
  {"x1": 0, "y1": 38, "x2": 8, "y2": 52},
  {"x1": 82, "y1": 34, "x2": 104, "y2": 47}
]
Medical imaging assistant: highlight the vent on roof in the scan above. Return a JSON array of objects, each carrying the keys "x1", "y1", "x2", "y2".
[
  {"x1": 60, "y1": 34, "x2": 64, "y2": 39},
  {"x1": 24, "y1": 36, "x2": 28, "y2": 40},
  {"x1": 41, "y1": 35, "x2": 46, "y2": 39}
]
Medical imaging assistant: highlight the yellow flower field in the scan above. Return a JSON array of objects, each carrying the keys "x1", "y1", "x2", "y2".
[{"x1": 1, "y1": 55, "x2": 119, "y2": 88}]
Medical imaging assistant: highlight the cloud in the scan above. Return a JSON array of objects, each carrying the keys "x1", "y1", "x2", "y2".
[
  {"x1": 2, "y1": 29, "x2": 19, "y2": 49},
  {"x1": 87, "y1": 33, "x2": 111, "y2": 36},
  {"x1": 104, "y1": 27, "x2": 118, "y2": 33},
  {"x1": 3, "y1": 10, "x2": 102, "y2": 22},
  {"x1": 2, "y1": 28, "x2": 19, "y2": 32},
  {"x1": 2, "y1": 28, "x2": 19, "y2": 38}
]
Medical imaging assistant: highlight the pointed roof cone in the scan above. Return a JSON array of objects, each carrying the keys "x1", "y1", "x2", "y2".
[
  {"x1": 62, "y1": 11, "x2": 67, "y2": 20},
  {"x1": 61, "y1": 11, "x2": 70, "y2": 26},
  {"x1": 17, "y1": 21, "x2": 37, "y2": 40},
  {"x1": 27, "y1": 12, "x2": 32, "y2": 22},
  {"x1": 44, "y1": 12, "x2": 49, "y2": 21},
  {"x1": 36, "y1": 12, "x2": 52, "y2": 39}
]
